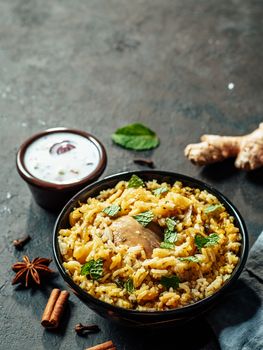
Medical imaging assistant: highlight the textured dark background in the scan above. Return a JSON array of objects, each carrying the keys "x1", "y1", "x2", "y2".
[{"x1": 0, "y1": 0, "x2": 262, "y2": 349}]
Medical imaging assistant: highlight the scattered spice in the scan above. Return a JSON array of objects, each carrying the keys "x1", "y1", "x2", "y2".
[
  {"x1": 75, "y1": 323, "x2": 100, "y2": 336},
  {"x1": 86, "y1": 340, "x2": 116, "y2": 350},
  {"x1": 41, "y1": 288, "x2": 70, "y2": 329},
  {"x1": 12, "y1": 256, "x2": 53, "y2": 287},
  {"x1": 13, "y1": 234, "x2": 31, "y2": 250},
  {"x1": 133, "y1": 158, "x2": 155, "y2": 168}
]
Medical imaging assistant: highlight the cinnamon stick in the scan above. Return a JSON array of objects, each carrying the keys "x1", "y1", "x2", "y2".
[
  {"x1": 41, "y1": 288, "x2": 69, "y2": 328},
  {"x1": 85, "y1": 340, "x2": 116, "y2": 350}
]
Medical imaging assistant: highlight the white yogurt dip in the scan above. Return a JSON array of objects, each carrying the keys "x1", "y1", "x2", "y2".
[{"x1": 24, "y1": 132, "x2": 101, "y2": 184}]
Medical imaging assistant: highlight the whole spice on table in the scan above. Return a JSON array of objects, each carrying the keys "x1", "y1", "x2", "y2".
[
  {"x1": 86, "y1": 340, "x2": 116, "y2": 350},
  {"x1": 184, "y1": 122, "x2": 263, "y2": 170},
  {"x1": 13, "y1": 235, "x2": 31, "y2": 249},
  {"x1": 12, "y1": 256, "x2": 53, "y2": 287},
  {"x1": 41, "y1": 288, "x2": 70, "y2": 329},
  {"x1": 133, "y1": 158, "x2": 155, "y2": 168},
  {"x1": 75, "y1": 323, "x2": 100, "y2": 335}
]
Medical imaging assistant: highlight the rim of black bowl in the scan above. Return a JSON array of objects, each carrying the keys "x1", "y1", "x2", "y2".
[
  {"x1": 16, "y1": 127, "x2": 107, "y2": 191},
  {"x1": 53, "y1": 170, "x2": 249, "y2": 317}
]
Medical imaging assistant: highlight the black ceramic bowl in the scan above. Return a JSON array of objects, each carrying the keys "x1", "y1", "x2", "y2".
[{"x1": 53, "y1": 171, "x2": 248, "y2": 327}]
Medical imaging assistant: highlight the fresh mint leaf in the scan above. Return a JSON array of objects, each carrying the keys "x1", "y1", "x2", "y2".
[
  {"x1": 166, "y1": 217, "x2": 177, "y2": 231},
  {"x1": 153, "y1": 187, "x2": 168, "y2": 196},
  {"x1": 195, "y1": 235, "x2": 208, "y2": 250},
  {"x1": 124, "y1": 278, "x2": 134, "y2": 293},
  {"x1": 133, "y1": 210, "x2": 154, "y2": 227},
  {"x1": 128, "y1": 174, "x2": 144, "y2": 188},
  {"x1": 204, "y1": 233, "x2": 220, "y2": 247},
  {"x1": 103, "y1": 204, "x2": 121, "y2": 217},
  {"x1": 81, "y1": 258, "x2": 104, "y2": 280},
  {"x1": 160, "y1": 218, "x2": 177, "y2": 249},
  {"x1": 179, "y1": 256, "x2": 199, "y2": 263},
  {"x1": 195, "y1": 233, "x2": 219, "y2": 250},
  {"x1": 204, "y1": 204, "x2": 224, "y2": 216},
  {"x1": 111, "y1": 123, "x2": 160, "y2": 151},
  {"x1": 160, "y1": 242, "x2": 175, "y2": 249},
  {"x1": 163, "y1": 229, "x2": 177, "y2": 244},
  {"x1": 160, "y1": 275, "x2": 180, "y2": 290}
]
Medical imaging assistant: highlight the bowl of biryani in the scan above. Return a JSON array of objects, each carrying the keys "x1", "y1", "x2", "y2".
[{"x1": 53, "y1": 171, "x2": 248, "y2": 327}]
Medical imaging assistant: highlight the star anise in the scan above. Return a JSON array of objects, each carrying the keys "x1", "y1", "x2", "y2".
[{"x1": 12, "y1": 256, "x2": 53, "y2": 287}]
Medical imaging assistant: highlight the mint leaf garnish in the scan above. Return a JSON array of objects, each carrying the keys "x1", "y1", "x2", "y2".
[
  {"x1": 165, "y1": 218, "x2": 177, "y2": 231},
  {"x1": 111, "y1": 123, "x2": 160, "y2": 151},
  {"x1": 204, "y1": 204, "x2": 224, "y2": 216},
  {"x1": 128, "y1": 174, "x2": 144, "y2": 188},
  {"x1": 103, "y1": 204, "x2": 121, "y2": 217},
  {"x1": 80, "y1": 258, "x2": 104, "y2": 280},
  {"x1": 195, "y1": 233, "x2": 219, "y2": 250},
  {"x1": 204, "y1": 233, "x2": 220, "y2": 247},
  {"x1": 160, "y1": 218, "x2": 177, "y2": 249},
  {"x1": 133, "y1": 210, "x2": 154, "y2": 227},
  {"x1": 153, "y1": 187, "x2": 168, "y2": 196},
  {"x1": 124, "y1": 278, "x2": 134, "y2": 293},
  {"x1": 160, "y1": 242, "x2": 175, "y2": 249},
  {"x1": 163, "y1": 229, "x2": 177, "y2": 244},
  {"x1": 160, "y1": 275, "x2": 180, "y2": 290}
]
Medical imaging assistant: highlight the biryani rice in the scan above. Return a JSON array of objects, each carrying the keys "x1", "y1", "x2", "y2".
[{"x1": 58, "y1": 178, "x2": 241, "y2": 311}]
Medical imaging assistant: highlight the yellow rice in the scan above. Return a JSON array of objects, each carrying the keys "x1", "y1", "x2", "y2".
[{"x1": 58, "y1": 178, "x2": 241, "y2": 311}]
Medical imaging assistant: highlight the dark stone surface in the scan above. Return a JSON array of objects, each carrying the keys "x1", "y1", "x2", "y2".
[{"x1": 0, "y1": 0, "x2": 262, "y2": 349}]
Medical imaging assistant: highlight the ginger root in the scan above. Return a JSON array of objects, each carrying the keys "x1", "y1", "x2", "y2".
[{"x1": 184, "y1": 123, "x2": 263, "y2": 170}]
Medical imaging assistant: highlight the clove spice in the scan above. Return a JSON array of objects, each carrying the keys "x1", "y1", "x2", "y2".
[
  {"x1": 75, "y1": 323, "x2": 100, "y2": 336},
  {"x1": 13, "y1": 235, "x2": 31, "y2": 249},
  {"x1": 86, "y1": 340, "x2": 116, "y2": 350},
  {"x1": 41, "y1": 288, "x2": 69, "y2": 329},
  {"x1": 133, "y1": 158, "x2": 155, "y2": 168}
]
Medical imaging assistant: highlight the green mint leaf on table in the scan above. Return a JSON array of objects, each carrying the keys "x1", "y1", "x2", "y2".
[
  {"x1": 81, "y1": 258, "x2": 104, "y2": 280},
  {"x1": 179, "y1": 256, "x2": 199, "y2": 263},
  {"x1": 124, "y1": 278, "x2": 134, "y2": 293},
  {"x1": 166, "y1": 217, "x2": 177, "y2": 231},
  {"x1": 111, "y1": 123, "x2": 160, "y2": 151},
  {"x1": 153, "y1": 187, "x2": 168, "y2": 196},
  {"x1": 103, "y1": 204, "x2": 121, "y2": 217},
  {"x1": 128, "y1": 174, "x2": 144, "y2": 188},
  {"x1": 204, "y1": 204, "x2": 224, "y2": 216},
  {"x1": 133, "y1": 210, "x2": 154, "y2": 227},
  {"x1": 195, "y1": 233, "x2": 219, "y2": 250},
  {"x1": 160, "y1": 242, "x2": 175, "y2": 249},
  {"x1": 160, "y1": 275, "x2": 180, "y2": 290}
]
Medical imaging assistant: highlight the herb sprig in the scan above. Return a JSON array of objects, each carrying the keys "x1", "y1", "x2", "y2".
[
  {"x1": 160, "y1": 218, "x2": 177, "y2": 249},
  {"x1": 195, "y1": 233, "x2": 219, "y2": 250},
  {"x1": 112, "y1": 123, "x2": 159, "y2": 151},
  {"x1": 160, "y1": 275, "x2": 180, "y2": 290},
  {"x1": 81, "y1": 259, "x2": 104, "y2": 280},
  {"x1": 204, "y1": 204, "x2": 224, "y2": 216},
  {"x1": 153, "y1": 187, "x2": 168, "y2": 196},
  {"x1": 103, "y1": 204, "x2": 121, "y2": 217},
  {"x1": 128, "y1": 174, "x2": 144, "y2": 188},
  {"x1": 133, "y1": 211, "x2": 154, "y2": 227}
]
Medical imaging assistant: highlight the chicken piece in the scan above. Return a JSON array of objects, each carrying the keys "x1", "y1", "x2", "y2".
[{"x1": 111, "y1": 216, "x2": 162, "y2": 258}]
